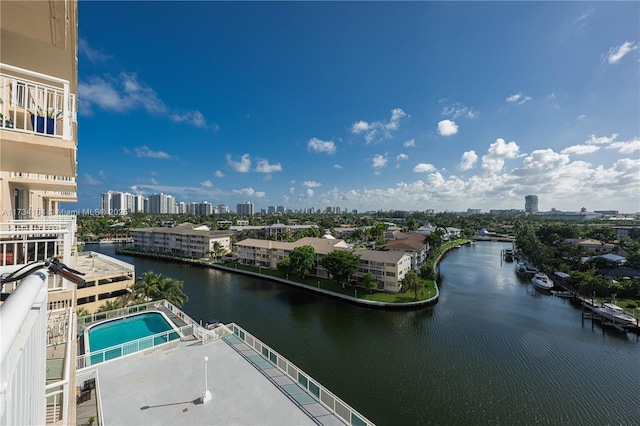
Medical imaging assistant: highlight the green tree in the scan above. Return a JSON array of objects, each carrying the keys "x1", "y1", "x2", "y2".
[
  {"x1": 97, "y1": 299, "x2": 123, "y2": 312},
  {"x1": 320, "y1": 250, "x2": 361, "y2": 288},
  {"x1": 211, "y1": 241, "x2": 225, "y2": 261},
  {"x1": 76, "y1": 306, "x2": 90, "y2": 317},
  {"x1": 133, "y1": 271, "x2": 189, "y2": 307},
  {"x1": 401, "y1": 270, "x2": 421, "y2": 301},
  {"x1": 133, "y1": 271, "x2": 160, "y2": 302},
  {"x1": 420, "y1": 263, "x2": 436, "y2": 281},
  {"x1": 289, "y1": 245, "x2": 316, "y2": 278},
  {"x1": 362, "y1": 272, "x2": 378, "y2": 294},
  {"x1": 155, "y1": 275, "x2": 189, "y2": 307},
  {"x1": 277, "y1": 257, "x2": 292, "y2": 275}
]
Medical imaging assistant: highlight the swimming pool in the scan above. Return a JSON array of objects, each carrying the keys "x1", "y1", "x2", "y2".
[{"x1": 84, "y1": 311, "x2": 180, "y2": 365}]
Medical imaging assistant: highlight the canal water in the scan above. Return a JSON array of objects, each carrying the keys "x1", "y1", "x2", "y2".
[{"x1": 90, "y1": 242, "x2": 640, "y2": 425}]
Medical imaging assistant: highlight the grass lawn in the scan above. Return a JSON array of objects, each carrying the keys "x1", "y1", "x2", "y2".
[{"x1": 221, "y1": 262, "x2": 438, "y2": 304}]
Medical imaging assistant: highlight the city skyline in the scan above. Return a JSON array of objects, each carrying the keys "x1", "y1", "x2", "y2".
[{"x1": 67, "y1": 2, "x2": 639, "y2": 213}]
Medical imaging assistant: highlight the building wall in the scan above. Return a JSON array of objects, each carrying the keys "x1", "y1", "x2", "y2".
[
  {"x1": 0, "y1": 1, "x2": 79, "y2": 221},
  {"x1": 131, "y1": 228, "x2": 231, "y2": 258},
  {"x1": 235, "y1": 238, "x2": 412, "y2": 293}
]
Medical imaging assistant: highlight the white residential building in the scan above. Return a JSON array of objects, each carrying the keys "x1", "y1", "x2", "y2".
[
  {"x1": 235, "y1": 237, "x2": 412, "y2": 292},
  {"x1": 130, "y1": 223, "x2": 233, "y2": 258}
]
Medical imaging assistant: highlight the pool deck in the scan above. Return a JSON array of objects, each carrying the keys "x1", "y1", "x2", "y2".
[{"x1": 88, "y1": 335, "x2": 346, "y2": 425}]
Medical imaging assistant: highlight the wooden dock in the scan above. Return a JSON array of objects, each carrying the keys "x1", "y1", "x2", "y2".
[{"x1": 578, "y1": 296, "x2": 640, "y2": 334}]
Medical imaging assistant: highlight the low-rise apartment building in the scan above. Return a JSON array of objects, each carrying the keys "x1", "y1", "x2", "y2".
[
  {"x1": 130, "y1": 222, "x2": 232, "y2": 258},
  {"x1": 235, "y1": 237, "x2": 412, "y2": 292},
  {"x1": 381, "y1": 232, "x2": 428, "y2": 270}
]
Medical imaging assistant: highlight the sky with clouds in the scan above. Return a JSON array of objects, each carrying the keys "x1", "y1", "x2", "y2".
[{"x1": 71, "y1": 1, "x2": 640, "y2": 214}]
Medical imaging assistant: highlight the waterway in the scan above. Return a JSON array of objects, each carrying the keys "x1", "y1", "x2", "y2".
[{"x1": 90, "y1": 242, "x2": 640, "y2": 425}]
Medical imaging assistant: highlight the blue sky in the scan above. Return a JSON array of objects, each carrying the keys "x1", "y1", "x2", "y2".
[{"x1": 71, "y1": 1, "x2": 640, "y2": 214}]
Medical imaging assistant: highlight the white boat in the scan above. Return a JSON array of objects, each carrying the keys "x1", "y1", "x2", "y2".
[
  {"x1": 531, "y1": 272, "x2": 554, "y2": 290},
  {"x1": 593, "y1": 303, "x2": 638, "y2": 326}
]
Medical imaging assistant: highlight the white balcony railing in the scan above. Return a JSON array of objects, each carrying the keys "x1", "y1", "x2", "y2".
[
  {"x1": 0, "y1": 63, "x2": 76, "y2": 140},
  {"x1": 0, "y1": 216, "x2": 76, "y2": 285}
]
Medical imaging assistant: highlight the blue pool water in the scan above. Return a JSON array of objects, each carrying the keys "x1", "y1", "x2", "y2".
[{"x1": 86, "y1": 312, "x2": 179, "y2": 364}]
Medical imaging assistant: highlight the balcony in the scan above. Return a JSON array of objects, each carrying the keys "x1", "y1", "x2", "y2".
[
  {"x1": 0, "y1": 63, "x2": 77, "y2": 176},
  {"x1": 9, "y1": 172, "x2": 76, "y2": 194},
  {"x1": 0, "y1": 216, "x2": 76, "y2": 278}
]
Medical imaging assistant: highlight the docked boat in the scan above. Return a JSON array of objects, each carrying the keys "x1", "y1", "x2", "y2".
[
  {"x1": 593, "y1": 303, "x2": 638, "y2": 326},
  {"x1": 503, "y1": 249, "x2": 514, "y2": 262},
  {"x1": 531, "y1": 272, "x2": 554, "y2": 290}
]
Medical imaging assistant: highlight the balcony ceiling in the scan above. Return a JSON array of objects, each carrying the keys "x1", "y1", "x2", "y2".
[{"x1": 0, "y1": 133, "x2": 76, "y2": 176}]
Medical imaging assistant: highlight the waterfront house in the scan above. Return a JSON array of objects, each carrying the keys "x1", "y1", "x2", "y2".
[{"x1": 564, "y1": 238, "x2": 617, "y2": 254}]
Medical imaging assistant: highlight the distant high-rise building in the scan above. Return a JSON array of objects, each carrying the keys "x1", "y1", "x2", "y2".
[
  {"x1": 525, "y1": 195, "x2": 538, "y2": 214},
  {"x1": 218, "y1": 204, "x2": 230, "y2": 214},
  {"x1": 101, "y1": 191, "x2": 141, "y2": 215},
  {"x1": 236, "y1": 201, "x2": 254, "y2": 216},
  {"x1": 148, "y1": 193, "x2": 175, "y2": 214}
]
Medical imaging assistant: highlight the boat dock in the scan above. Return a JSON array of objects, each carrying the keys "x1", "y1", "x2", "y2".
[{"x1": 579, "y1": 296, "x2": 640, "y2": 334}]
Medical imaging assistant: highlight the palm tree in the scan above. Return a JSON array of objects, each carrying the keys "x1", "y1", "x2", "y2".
[
  {"x1": 133, "y1": 271, "x2": 160, "y2": 302},
  {"x1": 97, "y1": 299, "x2": 123, "y2": 313},
  {"x1": 211, "y1": 241, "x2": 225, "y2": 262},
  {"x1": 155, "y1": 275, "x2": 189, "y2": 307},
  {"x1": 133, "y1": 270, "x2": 188, "y2": 307},
  {"x1": 76, "y1": 306, "x2": 90, "y2": 317}
]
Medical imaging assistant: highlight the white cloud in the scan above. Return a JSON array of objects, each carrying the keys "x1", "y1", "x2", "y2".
[
  {"x1": 403, "y1": 139, "x2": 415, "y2": 148},
  {"x1": 372, "y1": 154, "x2": 388, "y2": 169},
  {"x1": 561, "y1": 145, "x2": 600, "y2": 155},
  {"x1": 79, "y1": 38, "x2": 112, "y2": 63},
  {"x1": 396, "y1": 153, "x2": 409, "y2": 162},
  {"x1": 574, "y1": 7, "x2": 595, "y2": 29},
  {"x1": 79, "y1": 72, "x2": 209, "y2": 128},
  {"x1": 170, "y1": 111, "x2": 207, "y2": 128},
  {"x1": 289, "y1": 187, "x2": 295, "y2": 194},
  {"x1": 306, "y1": 189, "x2": 314, "y2": 198},
  {"x1": 83, "y1": 173, "x2": 103, "y2": 186},
  {"x1": 577, "y1": 114, "x2": 587, "y2": 120},
  {"x1": 442, "y1": 103, "x2": 478, "y2": 119},
  {"x1": 481, "y1": 138, "x2": 520, "y2": 174},
  {"x1": 413, "y1": 163, "x2": 436, "y2": 173},
  {"x1": 506, "y1": 93, "x2": 532, "y2": 104},
  {"x1": 255, "y1": 160, "x2": 283, "y2": 173},
  {"x1": 334, "y1": 164, "x2": 343, "y2": 169},
  {"x1": 303, "y1": 181, "x2": 322, "y2": 188},
  {"x1": 437, "y1": 119, "x2": 458, "y2": 136},
  {"x1": 214, "y1": 170, "x2": 224, "y2": 178},
  {"x1": 201, "y1": 180, "x2": 213, "y2": 188},
  {"x1": 232, "y1": 187, "x2": 265, "y2": 198},
  {"x1": 312, "y1": 148, "x2": 640, "y2": 213},
  {"x1": 135, "y1": 145, "x2": 171, "y2": 159},
  {"x1": 458, "y1": 150, "x2": 478, "y2": 171},
  {"x1": 386, "y1": 108, "x2": 407, "y2": 131},
  {"x1": 226, "y1": 153, "x2": 251, "y2": 172},
  {"x1": 350, "y1": 121, "x2": 371, "y2": 134},
  {"x1": 586, "y1": 133, "x2": 618, "y2": 145},
  {"x1": 605, "y1": 41, "x2": 639, "y2": 64},
  {"x1": 307, "y1": 137, "x2": 336, "y2": 154},
  {"x1": 350, "y1": 108, "x2": 408, "y2": 143},
  {"x1": 606, "y1": 138, "x2": 640, "y2": 154}
]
